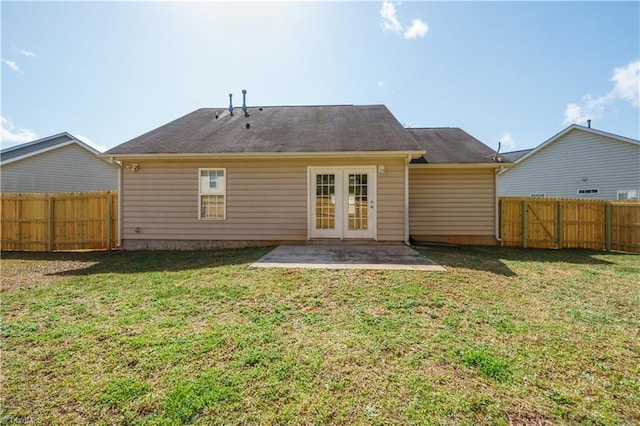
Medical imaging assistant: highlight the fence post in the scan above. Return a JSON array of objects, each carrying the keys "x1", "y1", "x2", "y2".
[
  {"x1": 47, "y1": 194, "x2": 54, "y2": 252},
  {"x1": 16, "y1": 197, "x2": 22, "y2": 248},
  {"x1": 605, "y1": 202, "x2": 612, "y2": 252},
  {"x1": 556, "y1": 200, "x2": 563, "y2": 249},
  {"x1": 521, "y1": 200, "x2": 527, "y2": 248},
  {"x1": 106, "y1": 192, "x2": 113, "y2": 250}
]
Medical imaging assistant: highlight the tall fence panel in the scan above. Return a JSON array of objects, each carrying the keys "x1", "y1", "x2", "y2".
[
  {"x1": 611, "y1": 202, "x2": 640, "y2": 253},
  {"x1": 499, "y1": 197, "x2": 640, "y2": 253},
  {"x1": 1, "y1": 191, "x2": 118, "y2": 251}
]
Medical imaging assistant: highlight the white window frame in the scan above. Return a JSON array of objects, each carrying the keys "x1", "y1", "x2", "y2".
[
  {"x1": 617, "y1": 189, "x2": 639, "y2": 201},
  {"x1": 198, "y1": 168, "x2": 226, "y2": 220},
  {"x1": 577, "y1": 188, "x2": 599, "y2": 195}
]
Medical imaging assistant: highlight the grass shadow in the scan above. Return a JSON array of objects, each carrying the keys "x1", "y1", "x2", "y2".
[
  {"x1": 1, "y1": 246, "x2": 275, "y2": 278},
  {"x1": 412, "y1": 245, "x2": 631, "y2": 277},
  {"x1": 3, "y1": 245, "x2": 634, "y2": 280}
]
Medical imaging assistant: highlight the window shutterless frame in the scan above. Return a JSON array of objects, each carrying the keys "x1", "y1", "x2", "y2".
[
  {"x1": 198, "y1": 168, "x2": 226, "y2": 220},
  {"x1": 617, "y1": 189, "x2": 639, "y2": 200},
  {"x1": 577, "y1": 188, "x2": 599, "y2": 195}
]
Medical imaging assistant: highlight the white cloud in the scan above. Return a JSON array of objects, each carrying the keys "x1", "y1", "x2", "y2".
[
  {"x1": 381, "y1": 2, "x2": 403, "y2": 33},
  {"x1": 380, "y1": 2, "x2": 428, "y2": 40},
  {"x1": 500, "y1": 133, "x2": 516, "y2": 151},
  {"x1": 377, "y1": 81, "x2": 385, "y2": 88},
  {"x1": 564, "y1": 59, "x2": 640, "y2": 125},
  {"x1": 2, "y1": 58, "x2": 21, "y2": 73},
  {"x1": 0, "y1": 116, "x2": 38, "y2": 145},
  {"x1": 611, "y1": 60, "x2": 639, "y2": 107},
  {"x1": 563, "y1": 95, "x2": 607, "y2": 125},
  {"x1": 404, "y1": 19, "x2": 428, "y2": 39},
  {"x1": 75, "y1": 134, "x2": 108, "y2": 153},
  {"x1": 564, "y1": 103, "x2": 586, "y2": 124},
  {"x1": 20, "y1": 49, "x2": 36, "y2": 58}
]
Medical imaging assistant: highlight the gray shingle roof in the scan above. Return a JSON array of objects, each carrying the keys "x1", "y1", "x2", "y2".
[
  {"x1": 501, "y1": 149, "x2": 533, "y2": 162},
  {"x1": 408, "y1": 128, "x2": 507, "y2": 164},
  {"x1": 105, "y1": 105, "x2": 424, "y2": 155},
  {"x1": 1, "y1": 133, "x2": 75, "y2": 164}
]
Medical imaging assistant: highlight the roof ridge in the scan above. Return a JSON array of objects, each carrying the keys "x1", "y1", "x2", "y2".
[
  {"x1": 408, "y1": 127, "x2": 459, "y2": 130},
  {"x1": 204, "y1": 104, "x2": 373, "y2": 110}
]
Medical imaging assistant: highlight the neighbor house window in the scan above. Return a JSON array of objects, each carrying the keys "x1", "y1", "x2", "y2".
[
  {"x1": 617, "y1": 190, "x2": 639, "y2": 200},
  {"x1": 199, "y1": 168, "x2": 226, "y2": 219},
  {"x1": 577, "y1": 189, "x2": 599, "y2": 195}
]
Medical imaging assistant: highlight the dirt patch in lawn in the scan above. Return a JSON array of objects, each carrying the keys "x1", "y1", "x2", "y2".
[{"x1": 0, "y1": 252, "x2": 100, "y2": 291}]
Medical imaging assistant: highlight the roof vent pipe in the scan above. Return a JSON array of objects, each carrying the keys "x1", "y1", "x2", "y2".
[
  {"x1": 242, "y1": 89, "x2": 249, "y2": 117},
  {"x1": 492, "y1": 141, "x2": 501, "y2": 162},
  {"x1": 229, "y1": 93, "x2": 234, "y2": 116},
  {"x1": 587, "y1": 119, "x2": 591, "y2": 128}
]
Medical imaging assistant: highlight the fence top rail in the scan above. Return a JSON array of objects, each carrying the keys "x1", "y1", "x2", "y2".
[
  {"x1": 609, "y1": 201, "x2": 640, "y2": 206},
  {"x1": 500, "y1": 196, "x2": 640, "y2": 205},
  {"x1": 1, "y1": 191, "x2": 116, "y2": 200}
]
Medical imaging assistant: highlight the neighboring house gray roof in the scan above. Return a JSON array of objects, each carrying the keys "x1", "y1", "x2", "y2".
[
  {"x1": 1, "y1": 132, "x2": 102, "y2": 165},
  {"x1": 105, "y1": 105, "x2": 424, "y2": 156},
  {"x1": 408, "y1": 128, "x2": 507, "y2": 164},
  {"x1": 508, "y1": 124, "x2": 640, "y2": 166},
  {"x1": 501, "y1": 149, "x2": 533, "y2": 162}
]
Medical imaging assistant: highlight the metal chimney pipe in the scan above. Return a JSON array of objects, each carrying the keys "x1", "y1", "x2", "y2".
[
  {"x1": 242, "y1": 89, "x2": 249, "y2": 117},
  {"x1": 229, "y1": 93, "x2": 234, "y2": 116},
  {"x1": 587, "y1": 119, "x2": 591, "y2": 128}
]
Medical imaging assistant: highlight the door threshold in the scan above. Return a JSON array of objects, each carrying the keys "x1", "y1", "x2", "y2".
[{"x1": 308, "y1": 239, "x2": 389, "y2": 245}]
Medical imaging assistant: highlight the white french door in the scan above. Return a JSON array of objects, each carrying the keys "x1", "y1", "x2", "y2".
[{"x1": 309, "y1": 167, "x2": 376, "y2": 239}]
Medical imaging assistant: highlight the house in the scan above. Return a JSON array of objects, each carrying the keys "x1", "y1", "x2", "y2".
[
  {"x1": 103, "y1": 103, "x2": 506, "y2": 250},
  {"x1": 1, "y1": 132, "x2": 119, "y2": 193},
  {"x1": 498, "y1": 125, "x2": 640, "y2": 200},
  {"x1": 408, "y1": 127, "x2": 508, "y2": 246}
]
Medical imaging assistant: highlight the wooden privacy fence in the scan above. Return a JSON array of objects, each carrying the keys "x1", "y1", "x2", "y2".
[
  {"x1": 1, "y1": 191, "x2": 118, "y2": 251},
  {"x1": 500, "y1": 197, "x2": 640, "y2": 253}
]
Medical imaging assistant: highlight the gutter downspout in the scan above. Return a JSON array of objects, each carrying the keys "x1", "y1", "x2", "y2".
[
  {"x1": 404, "y1": 155, "x2": 411, "y2": 245},
  {"x1": 117, "y1": 160, "x2": 123, "y2": 248},
  {"x1": 494, "y1": 167, "x2": 502, "y2": 243}
]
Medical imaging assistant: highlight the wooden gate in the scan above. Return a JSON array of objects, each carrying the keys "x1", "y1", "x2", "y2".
[{"x1": 500, "y1": 197, "x2": 640, "y2": 253}]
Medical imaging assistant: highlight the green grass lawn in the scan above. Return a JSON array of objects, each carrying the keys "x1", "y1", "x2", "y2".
[{"x1": 1, "y1": 246, "x2": 639, "y2": 425}]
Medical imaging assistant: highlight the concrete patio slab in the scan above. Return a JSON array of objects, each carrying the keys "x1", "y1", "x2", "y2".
[{"x1": 251, "y1": 244, "x2": 446, "y2": 271}]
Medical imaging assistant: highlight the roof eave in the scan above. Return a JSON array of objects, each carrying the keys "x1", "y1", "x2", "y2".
[
  {"x1": 1, "y1": 140, "x2": 79, "y2": 166},
  {"x1": 100, "y1": 150, "x2": 426, "y2": 161},
  {"x1": 0, "y1": 134, "x2": 109, "y2": 166},
  {"x1": 514, "y1": 124, "x2": 640, "y2": 166},
  {"x1": 409, "y1": 162, "x2": 512, "y2": 169}
]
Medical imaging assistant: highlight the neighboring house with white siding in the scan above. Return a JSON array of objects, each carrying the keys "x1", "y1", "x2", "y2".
[
  {"x1": 498, "y1": 125, "x2": 640, "y2": 200},
  {"x1": 103, "y1": 103, "x2": 507, "y2": 250},
  {"x1": 1, "y1": 133, "x2": 119, "y2": 193}
]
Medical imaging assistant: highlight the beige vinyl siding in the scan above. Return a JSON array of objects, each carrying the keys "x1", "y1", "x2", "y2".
[
  {"x1": 376, "y1": 158, "x2": 406, "y2": 241},
  {"x1": 121, "y1": 157, "x2": 406, "y2": 243},
  {"x1": 1, "y1": 144, "x2": 118, "y2": 193},
  {"x1": 498, "y1": 129, "x2": 640, "y2": 199},
  {"x1": 409, "y1": 167, "x2": 495, "y2": 236}
]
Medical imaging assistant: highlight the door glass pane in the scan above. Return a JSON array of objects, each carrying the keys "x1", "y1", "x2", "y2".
[
  {"x1": 348, "y1": 173, "x2": 368, "y2": 230},
  {"x1": 316, "y1": 174, "x2": 336, "y2": 229}
]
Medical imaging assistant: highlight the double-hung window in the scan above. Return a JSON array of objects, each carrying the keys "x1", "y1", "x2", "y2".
[{"x1": 199, "y1": 168, "x2": 226, "y2": 220}]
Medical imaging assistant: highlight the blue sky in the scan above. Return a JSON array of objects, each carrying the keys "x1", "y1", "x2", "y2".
[{"x1": 1, "y1": 1, "x2": 639, "y2": 153}]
